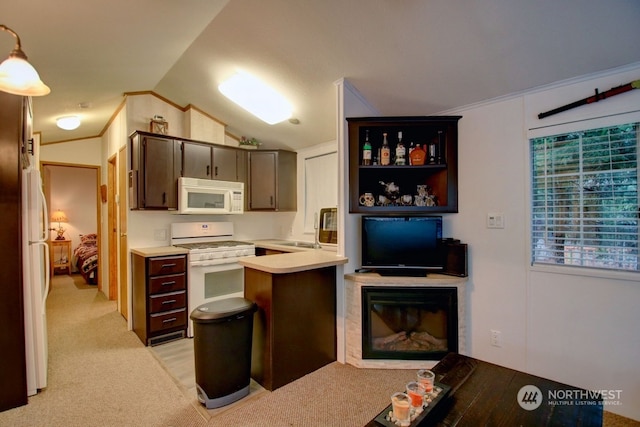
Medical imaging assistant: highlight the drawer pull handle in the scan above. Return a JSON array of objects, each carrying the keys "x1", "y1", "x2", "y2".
[
  {"x1": 162, "y1": 317, "x2": 177, "y2": 324},
  {"x1": 161, "y1": 281, "x2": 176, "y2": 286},
  {"x1": 161, "y1": 263, "x2": 177, "y2": 269},
  {"x1": 161, "y1": 299, "x2": 177, "y2": 305}
]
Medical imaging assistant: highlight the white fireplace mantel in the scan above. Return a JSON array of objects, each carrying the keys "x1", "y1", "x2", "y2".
[{"x1": 344, "y1": 273, "x2": 468, "y2": 369}]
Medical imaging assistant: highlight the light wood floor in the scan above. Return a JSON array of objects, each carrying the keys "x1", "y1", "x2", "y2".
[
  {"x1": 150, "y1": 339, "x2": 198, "y2": 397},
  {"x1": 149, "y1": 338, "x2": 268, "y2": 419}
]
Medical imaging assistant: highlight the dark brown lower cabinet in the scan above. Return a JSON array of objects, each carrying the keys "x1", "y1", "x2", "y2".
[
  {"x1": 244, "y1": 266, "x2": 337, "y2": 391},
  {"x1": 131, "y1": 253, "x2": 188, "y2": 346}
]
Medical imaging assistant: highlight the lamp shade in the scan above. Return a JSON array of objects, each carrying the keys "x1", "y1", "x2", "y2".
[
  {"x1": 51, "y1": 210, "x2": 68, "y2": 223},
  {"x1": 0, "y1": 56, "x2": 50, "y2": 96},
  {"x1": 0, "y1": 25, "x2": 50, "y2": 96}
]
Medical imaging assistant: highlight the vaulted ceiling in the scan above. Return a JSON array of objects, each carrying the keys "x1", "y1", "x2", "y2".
[{"x1": 3, "y1": 0, "x2": 639, "y2": 150}]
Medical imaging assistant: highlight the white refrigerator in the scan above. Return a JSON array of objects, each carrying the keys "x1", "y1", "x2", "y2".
[{"x1": 21, "y1": 165, "x2": 50, "y2": 396}]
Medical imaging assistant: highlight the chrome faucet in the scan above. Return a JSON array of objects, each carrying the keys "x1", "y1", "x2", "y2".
[{"x1": 313, "y1": 212, "x2": 322, "y2": 249}]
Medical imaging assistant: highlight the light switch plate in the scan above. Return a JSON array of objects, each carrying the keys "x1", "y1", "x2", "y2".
[{"x1": 487, "y1": 212, "x2": 505, "y2": 229}]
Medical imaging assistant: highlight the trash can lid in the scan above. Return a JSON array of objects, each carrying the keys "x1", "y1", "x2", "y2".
[{"x1": 190, "y1": 297, "x2": 257, "y2": 322}]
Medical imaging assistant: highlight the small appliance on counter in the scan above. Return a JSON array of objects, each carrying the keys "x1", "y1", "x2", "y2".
[{"x1": 318, "y1": 207, "x2": 338, "y2": 245}]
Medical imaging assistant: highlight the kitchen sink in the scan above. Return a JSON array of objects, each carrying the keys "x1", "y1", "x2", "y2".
[{"x1": 279, "y1": 241, "x2": 318, "y2": 249}]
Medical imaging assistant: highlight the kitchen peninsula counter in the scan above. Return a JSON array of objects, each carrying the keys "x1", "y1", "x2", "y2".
[
  {"x1": 241, "y1": 242, "x2": 347, "y2": 391},
  {"x1": 239, "y1": 246, "x2": 347, "y2": 274}
]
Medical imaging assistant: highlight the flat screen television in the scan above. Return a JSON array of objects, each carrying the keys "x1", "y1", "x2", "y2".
[{"x1": 361, "y1": 216, "x2": 443, "y2": 276}]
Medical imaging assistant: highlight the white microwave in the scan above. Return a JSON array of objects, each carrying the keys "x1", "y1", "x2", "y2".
[{"x1": 177, "y1": 177, "x2": 244, "y2": 215}]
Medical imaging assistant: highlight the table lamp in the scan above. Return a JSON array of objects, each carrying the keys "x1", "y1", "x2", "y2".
[{"x1": 51, "y1": 209, "x2": 68, "y2": 240}]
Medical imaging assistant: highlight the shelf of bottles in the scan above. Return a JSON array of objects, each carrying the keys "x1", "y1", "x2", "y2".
[{"x1": 347, "y1": 116, "x2": 461, "y2": 214}]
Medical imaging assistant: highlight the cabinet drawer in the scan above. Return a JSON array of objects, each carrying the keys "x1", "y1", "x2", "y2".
[
  {"x1": 148, "y1": 256, "x2": 186, "y2": 276},
  {"x1": 149, "y1": 273, "x2": 186, "y2": 294},
  {"x1": 149, "y1": 291, "x2": 186, "y2": 313},
  {"x1": 149, "y1": 308, "x2": 187, "y2": 333}
]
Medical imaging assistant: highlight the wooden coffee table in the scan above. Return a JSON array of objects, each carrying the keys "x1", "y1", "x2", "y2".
[{"x1": 367, "y1": 353, "x2": 603, "y2": 426}]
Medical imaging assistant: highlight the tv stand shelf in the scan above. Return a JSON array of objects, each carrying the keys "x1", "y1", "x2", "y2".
[{"x1": 346, "y1": 272, "x2": 467, "y2": 285}]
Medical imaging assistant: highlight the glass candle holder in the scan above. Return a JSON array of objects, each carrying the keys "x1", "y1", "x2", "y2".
[
  {"x1": 417, "y1": 369, "x2": 435, "y2": 393},
  {"x1": 391, "y1": 392, "x2": 411, "y2": 425}
]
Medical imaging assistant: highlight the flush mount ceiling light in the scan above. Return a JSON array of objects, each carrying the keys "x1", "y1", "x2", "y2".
[
  {"x1": 218, "y1": 71, "x2": 293, "y2": 125},
  {"x1": 56, "y1": 115, "x2": 81, "y2": 130},
  {"x1": 0, "y1": 24, "x2": 50, "y2": 96}
]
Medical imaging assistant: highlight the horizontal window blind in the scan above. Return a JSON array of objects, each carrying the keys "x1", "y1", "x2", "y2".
[{"x1": 530, "y1": 123, "x2": 639, "y2": 271}]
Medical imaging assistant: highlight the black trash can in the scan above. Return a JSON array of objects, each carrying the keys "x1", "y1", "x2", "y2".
[{"x1": 190, "y1": 297, "x2": 257, "y2": 409}]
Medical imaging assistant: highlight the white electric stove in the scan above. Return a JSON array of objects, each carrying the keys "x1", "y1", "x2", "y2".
[{"x1": 170, "y1": 222, "x2": 255, "y2": 336}]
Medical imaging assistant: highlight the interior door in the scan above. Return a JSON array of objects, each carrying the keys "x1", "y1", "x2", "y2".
[
  {"x1": 118, "y1": 147, "x2": 128, "y2": 320},
  {"x1": 108, "y1": 155, "x2": 117, "y2": 300}
]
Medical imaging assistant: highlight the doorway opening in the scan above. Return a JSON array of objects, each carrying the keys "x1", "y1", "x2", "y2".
[{"x1": 42, "y1": 162, "x2": 102, "y2": 293}]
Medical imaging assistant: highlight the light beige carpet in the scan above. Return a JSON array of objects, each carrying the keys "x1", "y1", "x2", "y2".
[
  {"x1": 0, "y1": 274, "x2": 206, "y2": 427},
  {"x1": 1, "y1": 274, "x2": 637, "y2": 426},
  {"x1": 207, "y1": 362, "x2": 416, "y2": 426}
]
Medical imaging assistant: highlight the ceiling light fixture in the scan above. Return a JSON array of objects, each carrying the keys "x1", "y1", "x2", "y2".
[
  {"x1": 56, "y1": 116, "x2": 81, "y2": 130},
  {"x1": 218, "y1": 71, "x2": 292, "y2": 125},
  {"x1": 0, "y1": 24, "x2": 50, "y2": 96}
]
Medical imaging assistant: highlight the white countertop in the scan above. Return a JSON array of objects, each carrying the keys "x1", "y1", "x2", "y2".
[
  {"x1": 130, "y1": 246, "x2": 189, "y2": 257},
  {"x1": 241, "y1": 240, "x2": 347, "y2": 274}
]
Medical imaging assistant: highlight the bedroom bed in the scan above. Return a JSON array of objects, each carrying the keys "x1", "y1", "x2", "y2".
[{"x1": 73, "y1": 233, "x2": 98, "y2": 284}]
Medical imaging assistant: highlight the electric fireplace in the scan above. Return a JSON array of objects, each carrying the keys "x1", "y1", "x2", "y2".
[
  {"x1": 362, "y1": 287, "x2": 458, "y2": 360},
  {"x1": 344, "y1": 273, "x2": 467, "y2": 369}
]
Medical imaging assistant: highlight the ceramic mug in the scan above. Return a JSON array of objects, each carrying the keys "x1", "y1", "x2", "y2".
[
  {"x1": 359, "y1": 192, "x2": 375, "y2": 207},
  {"x1": 401, "y1": 194, "x2": 413, "y2": 205}
]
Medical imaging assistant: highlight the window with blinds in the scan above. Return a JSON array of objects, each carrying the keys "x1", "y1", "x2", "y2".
[{"x1": 530, "y1": 122, "x2": 639, "y2": 272}]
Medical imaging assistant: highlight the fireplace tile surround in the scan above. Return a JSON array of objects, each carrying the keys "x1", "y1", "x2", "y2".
[{"x1": 344, "y1": 273, "x2": 467, "y2": 369}]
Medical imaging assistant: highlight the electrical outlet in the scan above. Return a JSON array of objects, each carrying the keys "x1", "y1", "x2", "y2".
[
  {"x1": 487, "y1": 212, "x2": 505, "y2": 229},
  {"x1": 490, "y1": 329, "x2": 502, "y2": 347}
]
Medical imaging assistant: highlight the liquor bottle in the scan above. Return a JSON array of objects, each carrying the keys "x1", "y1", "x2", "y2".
[
  {"x1": 428, "y1": 140, "x2": 437, "y2": 164},
  {"x1": 380, "y1": 133, "x2": 391, "y2": 165},
  {"x1": 409, "y1": 143, "x2": 426, "y2": 165},
  {"x1": 362, "y1": 130, "x2": 372, "y2": 165},
  {"x1": 408, "y1": 142, "x2": 415, "y2": 165},
  {"x1": 395, "y1": 131, "x2": 406, "y2": 165}
]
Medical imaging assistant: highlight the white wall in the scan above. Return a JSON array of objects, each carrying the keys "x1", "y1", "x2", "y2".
[
  {"x1": 40, "y1": 137, "x2": 102, "y2": 165},
  {"x1": 444, "y1": 64, "x2": 640, "y2": 420}
]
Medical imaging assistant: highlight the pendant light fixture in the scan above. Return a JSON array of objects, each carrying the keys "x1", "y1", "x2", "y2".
[{"x1": 0, "y1": 24, "x2": 50, "y2": 96}]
